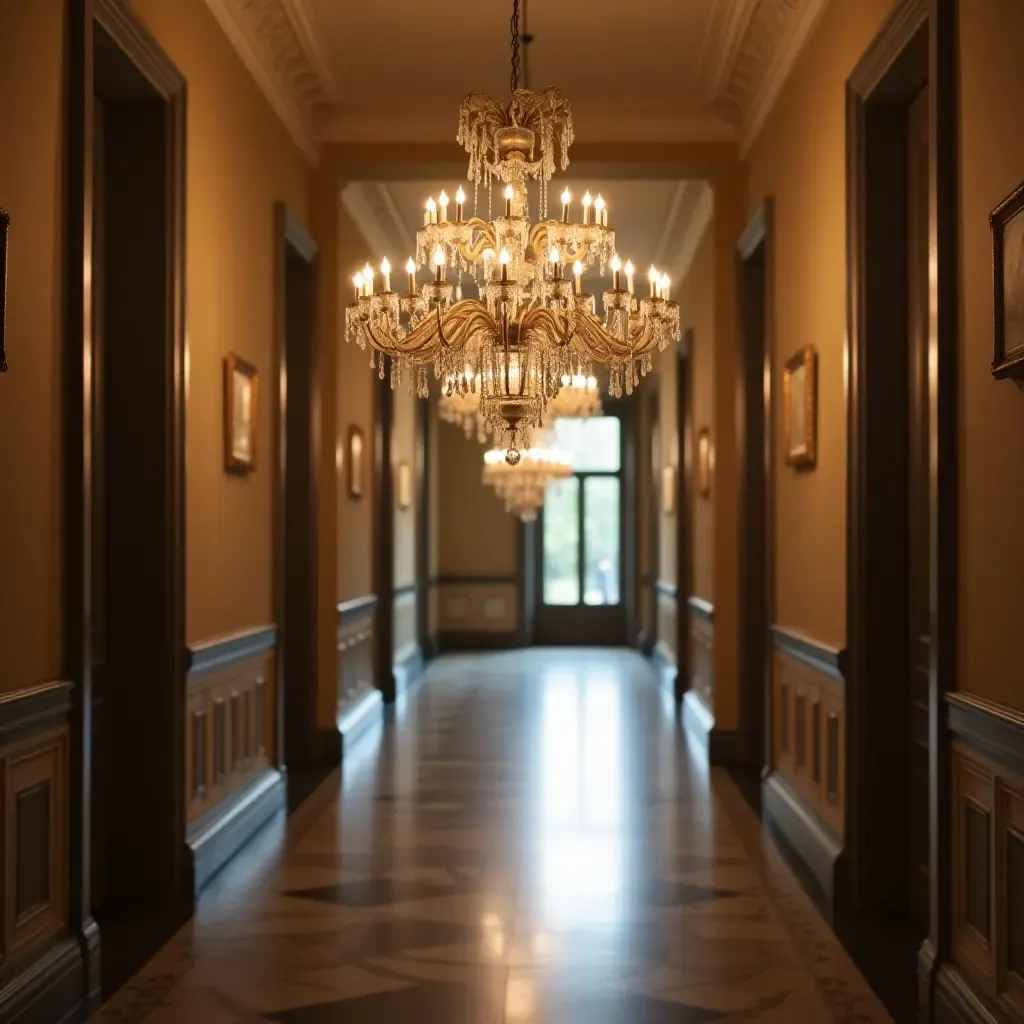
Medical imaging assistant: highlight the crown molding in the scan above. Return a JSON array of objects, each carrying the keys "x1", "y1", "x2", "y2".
[{"x1": 666, "y1": 183, "x2": 714, "y2": 287}]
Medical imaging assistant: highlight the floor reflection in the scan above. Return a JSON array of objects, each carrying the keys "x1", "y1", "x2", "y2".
[{"x1": 91, "y1": 648, "x2": 892, "y2": 1024}]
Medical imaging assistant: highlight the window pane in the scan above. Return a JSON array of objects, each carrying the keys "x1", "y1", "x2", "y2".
[
  {"x1": 583, "y1": 476, "x2": 620, "y2": 606},
  {"x1": 550, "y1": 417, "x2": 620, "y2": 472},
  {"x1": 543, "y1": 477, "x2": 579, "y2": 605}
]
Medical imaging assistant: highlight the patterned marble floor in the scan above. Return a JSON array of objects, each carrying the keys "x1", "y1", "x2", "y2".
[{"x1": 91, "y1": 649, "x2": 892, "y2": 1023}]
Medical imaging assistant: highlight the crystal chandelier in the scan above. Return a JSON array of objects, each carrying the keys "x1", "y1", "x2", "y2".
[
  {"x1": 482, "y1": 437, "x2": 572, "y2": 522},
  {"x1": 344, "y1": 0, "x2": 679, "y2": 464}
]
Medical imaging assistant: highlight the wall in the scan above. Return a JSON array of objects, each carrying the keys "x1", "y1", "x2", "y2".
[
  {"x1": 133, "y1": 0, "x2": 310, "y2": 646},
  {"x1": 745, "y1": 0, "x2": 897, "y2": 650},
  {"x1": 957, "y1": 0, "x2": 1024, "y2": 710},
  {"x1": 392, "y1": 375, "x2": 418, "y2": 656},
  {"x1": 0, "y1": 0, "x2": 65, "y2": 692}
]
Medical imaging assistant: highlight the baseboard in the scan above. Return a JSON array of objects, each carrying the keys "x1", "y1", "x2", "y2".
[
  {"x1": 394, "y1": 643, "x2": 425, "y2": 700},
  {"x1": 682, "y1": 690, "x2": 740, "y2": 763},
  {"x1": 933, "y1": 962, "x2": 1006, "y2": 1024},
  {"x1": 435, "y1": 630, "x2": 520, "y2": 653},
  {"x1": 762, "y1": 771, "x2": 844, "y2": 923},
  {"x1": 0, "y1": 935, "x2": 84, "y2": 1024},
  {"x1": 338, "y1": 687, "x2": 383, "y2": 758},
  {"x1": 187, "y1": 768, "x2": 285, "y2": 894},
  {"x1": 650, "y1": 642, "x2": 677, "y2": 697}
]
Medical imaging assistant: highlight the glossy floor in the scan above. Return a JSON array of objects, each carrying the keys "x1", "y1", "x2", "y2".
[{"x1": 92, "y1": 649, "x2": 891, "y2": 1023}]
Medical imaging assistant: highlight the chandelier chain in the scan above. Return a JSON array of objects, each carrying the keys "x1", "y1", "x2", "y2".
[{"x1": 510, "y1": 0, "x2": 520, "y2": 92}]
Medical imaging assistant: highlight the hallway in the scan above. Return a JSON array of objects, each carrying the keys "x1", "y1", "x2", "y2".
[{"x1": 93, "y1": 651, "x2": 890, "y2": 1023}]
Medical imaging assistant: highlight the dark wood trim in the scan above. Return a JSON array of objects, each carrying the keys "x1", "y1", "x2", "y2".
[
  {"x1": 65, "y1": 0, "x2": 187, "y2": 1010},
  {"x1": 771, "y1": 626, "x2": 846, "y2": 682},
  {"x1": 435, "y1": 631, "x2": 521, "y2": 654},
  {"x1": 432, "y1": 573, "x2": 519, "y2": 586},
  {"x1": 393, "y1": 583, "x2": 418, "y2": 600},
  {"x1": 654, "y1": 581, "x2": 677, "y2": 599},
  {"x1": 932, "y1": 962, "x2": 1002, "y2": 1024},
  {"x1": 0, "y1": 682, "x2": 73, "y2": 741},
  {"x1": 186, "y1": 625, "x2": 277, "y2": 676},
  {"x1": 688, "y1": 596, "x2": 714, "y2": 622},
  {"x1": 0, "y1": 935, "x2": 85, "y2": 1024},
  {"x1": 946, "y1": 693, "x2": 1024, "y2": 781},
  {"x1": 185, "y1": 768, "x2": 285, "y2": 894},
  {"x1": 846, "y1": 0, "x2": 931, "y2": 920},
  {"x1": 674, "y1": 331, "x2": 694, "y2": 702},
  {"x1": 337, "y1": 594, "x2": 378, "y2": 618},
  {"x1": 736, "y1": 200, "x2": 775, "y2": 772},
  {"x1": 273, "y1": 202, "x2": 320, "y2": 775},
  {"x1": 373, "y1": 373, "x2": 396, "y2": 701}
]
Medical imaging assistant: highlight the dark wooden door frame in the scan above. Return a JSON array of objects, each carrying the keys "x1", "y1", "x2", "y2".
[
  {"x1": 846, "y1": 2, "x2": 957, "y2": 1010},
  {"x1": 273, "y1": 204, "x2": 322, "y2": 766},
  {"x1": 416, "y1": 390, "x2": 431, "y2": 657},
  {"x1": 673, "y1": 332, "x2": 694, "y2": 703},
  {"x1": 65, "y1": 0, "x2": 187, "y2": 1006},
  {"x1": 373, "y1": 372, "x2": 396, "y2": 700},
  {"x1": 735, "y1": 201, "x2": 774, "y2": 772}
]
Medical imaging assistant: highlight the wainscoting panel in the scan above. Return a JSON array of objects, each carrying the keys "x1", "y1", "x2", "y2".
[
  {"x1": 434, "y1": 578, "x2": 519, "y2": 643},
  {"x1": 336, "y1": 596, "x2": 382, "y2": 754},
  {"x1": 656, "y1": 585, "x2": 677, "y2": 663},
  {"x1": 185, "y1": 627, "x2": 284, "y2": 892},
  {"x1": 769, "y1": 628, "x2": 845, "y2": 840},
  {"x1": 393, "y1": 588, "x2": 417, "y2": 654},
  {"x1": 689, "y1": 597, "x2": 714, "y2": 708},
  {"x1": 0, "y1": 682, "x2": 74, "y2": 1014},
  {"x1": 946, "y1": 692, "x2": 1024, "y2": 1021}
]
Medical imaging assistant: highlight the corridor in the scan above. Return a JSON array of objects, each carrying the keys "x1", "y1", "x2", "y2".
[{"x1": 93, "y1": 650, "x2": 890, "y2": 1023}]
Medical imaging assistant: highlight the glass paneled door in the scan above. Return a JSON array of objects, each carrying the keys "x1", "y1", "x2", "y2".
[{"x1": 535, "y1": 414, "x2": 627, "y2": 645}]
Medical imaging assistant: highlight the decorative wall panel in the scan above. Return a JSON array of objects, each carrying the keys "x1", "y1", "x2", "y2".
[
  {"x1": 185, "y1": 630, "x2": 275, "y2": 826},
  {"x1": 393, "y1": 589, "x2": 417, "y2": 655},
  {"x1": 657, "y1": 590, "x2": 677, "y2": 662},
  {"x1": 689, "y1": 601, "x2": 714, "y2": 708},
  {"x1": 337, "y1": 596, "x2": 376, "y2": 715},
  {"x1": 770, "y1": 636, "x2": 845, "y2": 840},
  {"x1": 435, "y1": 581, "x2": 518, "y2": 633}
]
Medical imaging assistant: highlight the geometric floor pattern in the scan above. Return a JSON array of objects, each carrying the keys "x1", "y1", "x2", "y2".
[{"x1": 89, "y1": 649, "x2": 893, "y2": 1023}]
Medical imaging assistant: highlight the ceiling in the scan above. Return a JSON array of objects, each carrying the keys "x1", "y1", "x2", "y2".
[
  {"x1": 341, "y1": 178, "x2": 713, "y2": 294},
  {"x1": 200, "y1": 0, "x2": 829, "y2": 163}
]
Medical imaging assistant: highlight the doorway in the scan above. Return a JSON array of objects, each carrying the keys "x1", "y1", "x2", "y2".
[
  {"x1": 736, "y1": 205, "x2": 773, "y2": 771},
  {"x1": 81, "y1": 1, "x2": 188, "y2": 997},
  {"x1": 534, "y1": 407, "x2": 633, "y2": 646},
  {"x1": 274, "y1": 205, "x2": 322, "y2": 791}
]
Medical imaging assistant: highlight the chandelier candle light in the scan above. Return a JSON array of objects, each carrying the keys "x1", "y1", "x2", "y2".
[
  {"x1": 344, "y1": 0, "x2": 679, "y2": 464},
  {"x1": 482, "y1": 441, "x2": 573, "y2": 522}
]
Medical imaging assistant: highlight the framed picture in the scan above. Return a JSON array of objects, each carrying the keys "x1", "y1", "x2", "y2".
[
  {"x1": 661, "y1": 465, "x2": 676, "y2": 515},
  {"x1": 697, "y1": 427, "x2": 712, "y2": 497},
  {"x1": 0, "y1": 206, "x2": 9, "y2": 372},
  {"x1": 397, "y1": 460, "x2": 413, "y2": 509},
  {"x1": 992, "y1": 179, "x2": 1024, "y2": 379},
  {"x1": 347, "y1": 425, "x2": 365, "y2": 499},
  {"x1": 224, "y1": 353, "x2": 258, "y2": 474},
  {"x1": 783, "y1": 346, "x2": 817, "y2": 468}
]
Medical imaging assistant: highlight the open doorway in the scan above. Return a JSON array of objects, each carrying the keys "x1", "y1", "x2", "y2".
[
  {"x1": 82, "y1": 1, "x2": 188, "y2": 997},
  {"x1": 273, "y1": 205, "x2": 324, "y2": 806},
  {"x1": 736, "y1": 204, "x2": 773, "y2": 773}
]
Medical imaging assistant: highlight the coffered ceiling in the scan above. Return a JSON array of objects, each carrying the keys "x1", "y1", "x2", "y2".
[
  {"x1": 341, "y1": 178, "x2": 713, "y2": 297},
  {"x1": 201, "y1": 0, "x2": 828, "y2": 164}
]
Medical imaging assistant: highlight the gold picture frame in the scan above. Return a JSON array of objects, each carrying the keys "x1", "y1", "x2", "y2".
[
  {"x1": 661, "y1": 465, "x2": 676, "y2": 515},
  {"x1": 397, "y1": 460, "x2": 413, "y2": 510},
  {"x1": 347, "y1": 425, "x2": 365, "y2": 499},
  {"x1": 991, "y1": 179, "x2": 1024, "y2": 379},
  {"x1": 224, "y1": 353, "x2": 258, "y2": 474},
  {"x1": 783, "y1": 346, "x2": 817, "y2": 468},
  {"x1": 697, "y1": 427, "x2": 712, "y2": 497}
]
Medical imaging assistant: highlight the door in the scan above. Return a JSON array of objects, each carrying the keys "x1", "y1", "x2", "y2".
[
  {"x1": 907, "y1": 85, "x2": 931, "y2": 931},
  {"x1": 534, "y1": 412, "x2": 627, "y2": 645}
]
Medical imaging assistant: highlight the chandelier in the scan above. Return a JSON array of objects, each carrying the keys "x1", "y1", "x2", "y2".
[
  {"x1": 482, "y1": 438, "x2": 572, "y2": 522},
  {"x1": 344, "y1": 0, "x2": 679, "y2": 464}
]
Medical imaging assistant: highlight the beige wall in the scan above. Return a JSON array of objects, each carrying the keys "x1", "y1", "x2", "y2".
[
  {"x1": 134, "y1": 0, "x2": 310, "y2": 645},
  {"x1": 745, "y1": 0, "x2": 897, "y2": 649},
  {"x1": 684, "y1": 226, "x2": 715, "y2": 602},
  {"x1": 0, "y1": 0, "x2": 65, "y2": 692},
  {"x1": 393, "y1": 380, "x2": 417, "y2": 590},
  {"x1": 437, "y1": 425, "x2": 518, "y2": 577},
  {"x1": 656, "y1": 348, "x2": 677, "y2": 587},
  {"x1": 958, "y1": 0, "x2": 1024, "y2": 709}
]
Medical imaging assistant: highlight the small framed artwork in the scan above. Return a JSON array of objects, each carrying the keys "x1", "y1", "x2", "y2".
[
  {"x1": 992, "y1": 180, "x2": 1024, "y2": 379},
  {"x1": 224, "y1": 353, "x2": 258, "y2": 474},
  {"x1": 347, "y1": 425, "x2": 365, "y2": 499},
  {"x1": 697, "y1": 427, "x2": 712, "y2": 497},
  {"x1": 661, "y1": 465, "x2": 676, "y2": 515},
  {"x1": 0, "y1": 206, "x2": 9, "y2": 372},
  {"x1": 397, "y1": 460, "x2": 413, "y2": 509},
  {"x1": 783, "y1": 346, "x2": 817, "y2": 468}
]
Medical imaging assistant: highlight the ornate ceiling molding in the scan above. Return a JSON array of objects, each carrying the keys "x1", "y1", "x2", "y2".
[{"x1": 206, "y1": 0, "x2": 827, "y2": 163}]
